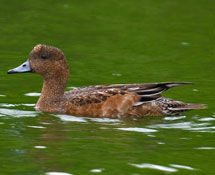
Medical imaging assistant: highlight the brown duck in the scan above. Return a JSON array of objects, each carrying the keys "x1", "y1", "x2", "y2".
[{"x1": 8, "y1": 44, "x2": 205, "y2": 118}]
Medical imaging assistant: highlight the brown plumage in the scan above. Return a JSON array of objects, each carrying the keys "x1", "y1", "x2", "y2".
[{"x1": 7, "y1": 44, "x2": 206, "y2": 118}]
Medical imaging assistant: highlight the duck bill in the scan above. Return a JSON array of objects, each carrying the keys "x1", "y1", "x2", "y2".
[{"x1": 7, "y1": 60, "x2": 32, "y2": 74}]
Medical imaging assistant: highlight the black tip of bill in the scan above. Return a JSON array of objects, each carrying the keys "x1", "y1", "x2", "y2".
[{"x1": 7, "y1": 69, "x2": 18, "y2": 74}]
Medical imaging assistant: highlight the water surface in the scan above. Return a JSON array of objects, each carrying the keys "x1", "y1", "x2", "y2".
[{"x1": 0, "y1": 0, "x2": 215, "y2": 174}]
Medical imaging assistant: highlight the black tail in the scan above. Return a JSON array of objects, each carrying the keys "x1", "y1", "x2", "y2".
[{"x1": 134, "y1": 82, "x2": 193, "y2": 103}]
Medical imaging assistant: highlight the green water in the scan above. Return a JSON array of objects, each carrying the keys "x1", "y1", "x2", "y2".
[{"x1": 0, "y1": 0, "x2": 215, "y2": 174}]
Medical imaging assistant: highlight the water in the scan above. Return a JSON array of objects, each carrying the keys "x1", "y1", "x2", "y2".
[{"x1": 0, "y1": 0, "x2": 215, "y2": 174}]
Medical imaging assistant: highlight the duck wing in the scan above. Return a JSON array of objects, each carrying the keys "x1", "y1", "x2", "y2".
[
  {"x1": 93, "y1": 82, "x2": 192, "y2": 102},
  {"x1": 66, "y1": 82, "x2": 192, "y2": 106}
]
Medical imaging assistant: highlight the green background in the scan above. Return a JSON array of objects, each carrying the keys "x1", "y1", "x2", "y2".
[{"x1": 0, "y1": 0, "x2": 214, "y2": 174}]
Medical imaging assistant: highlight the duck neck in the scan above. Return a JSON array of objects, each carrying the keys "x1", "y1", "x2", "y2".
[
  {"x1": 41, "y1": 78, "x2": 66, "y2": 100},
  {"x1": 37, "y1": 70, "x2": 69, "y2": 108}
]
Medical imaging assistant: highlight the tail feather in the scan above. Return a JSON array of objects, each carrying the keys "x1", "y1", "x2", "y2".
[
  {"x1": 170, "y1": 103, "x2": 207, "y2": 111},
  {"x1": 165, "y1": 82, "x2": 193, "y2": 88},
  {"x1": 154, "y1": 97, "x2": 206, "y2": 116}
]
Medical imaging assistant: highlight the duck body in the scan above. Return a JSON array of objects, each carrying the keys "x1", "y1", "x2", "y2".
[
  {"x1": 36, "y1": 82, "x2": 205, "y2": 117},
  {"x1": 8, "y1": 44, "x2": 205, "y2": 118}
]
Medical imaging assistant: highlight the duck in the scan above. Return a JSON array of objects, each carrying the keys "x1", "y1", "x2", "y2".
[{"x1": 7, "y1": 44, "x2": 205, "y2": 118}]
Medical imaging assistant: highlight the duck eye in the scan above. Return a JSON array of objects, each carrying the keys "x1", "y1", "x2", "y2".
[{"x1": 41, "y1": 54, "x2": 48, "y2": 59}]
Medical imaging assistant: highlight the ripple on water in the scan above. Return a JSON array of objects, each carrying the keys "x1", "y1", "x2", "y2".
[
  {"x1": 149, "y1": 122, "x2": 208, "y2": 129},
  {"x1": 195, "y1": 147, "x2": 215, "y2": 150},
  {"x1": 45, "y1": 172, "x2": 73, "y2": 175},
  {"x1": 55, "y1": 115, "x2": 122, "y2": 125},
  {"x1": 21, "y1": 103, "x2": 35, "y2": 107},
  {"x1": 90, "y1": 168, "x2": 104, "y2": 173},
  {"x1": 0, "y1": 108, "x2": 38, "y2": 117},
  {"x1": 34, "y1": 146, "x2": 47, "y2": 149},
  {"x1": 181, "y1": 42, "x2": 190, "y2": 46},
  {"x1": 169, "y1": 164, "x2": 195, "y2": 170},
  {"x1": 0, "y1": 103, "x2": 16, "y2": 107},
  {"x1": 27, "y1": 125, "x2": 46, "y2": 129},
  {"x1": 0, "y1": 103, "x2": 35, "y2": 107},
  {"x1": 198, "y1": 117, "x2": 215, "y2": 121},
  {"x1": 116, "y1": 127, "x2": 157, "y2": 133},
  {"x1": 55, "y1": 114, "x2": 87, "y2": 123},
  {"x1": 89, "y1": 118, "x2": 121, "y2": 125},
  {"x1": 129, "y1": 163, "x2": 177, "y2": 172},
  {"x1": 112, "y1": 73, "x2": 122, "y2": 77},
  {"x1": 164, "y1": 116, "x2": 186, "y2": 121},
  {"x1": 149, "y1": 121, "x2": 215, "y2": 133},
  {"x1": 24, "y1": 92, "x2": 41, "y2": 97}
]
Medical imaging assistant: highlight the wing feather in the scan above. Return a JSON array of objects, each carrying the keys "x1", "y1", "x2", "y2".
[{"x1": 66, "y1": 82, "x2": 192, "y2": 106}]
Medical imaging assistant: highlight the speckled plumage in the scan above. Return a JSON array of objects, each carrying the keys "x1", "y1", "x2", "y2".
[{"x1": 8, "y1": 44, "x2": 206, "y2": 118}]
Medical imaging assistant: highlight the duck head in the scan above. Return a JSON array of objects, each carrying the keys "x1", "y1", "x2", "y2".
[{"x1": 8, "y1": 44, "x2": 69, "y2": 81}]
